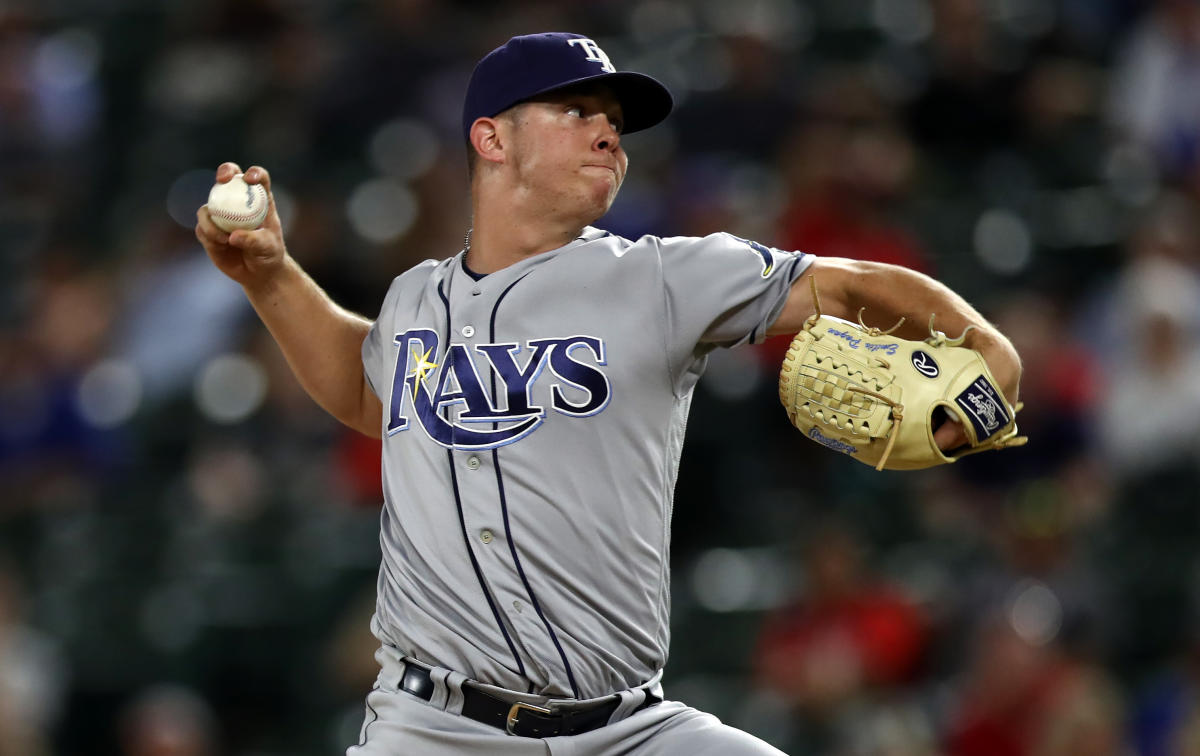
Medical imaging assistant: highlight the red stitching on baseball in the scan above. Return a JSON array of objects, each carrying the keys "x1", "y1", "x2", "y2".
[{"x1": 210, "y1": 186, "x2": 268, "y2": 224}]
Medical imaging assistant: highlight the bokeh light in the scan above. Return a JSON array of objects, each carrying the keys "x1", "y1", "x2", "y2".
[
  {"x1": 974, "y1": 208, "x2": 1033, "y2": 275},
  {"x1": 368, "y1": 118, "x2": 440, "y2": 180},
  {"x1": 76, "y1": 359, "x2": 142, "y2": 429},
  {"x1": 346, "y1": 178, "x2": 418, "y2": 244},
  {"x1": 193, "y1": 354, "x2": 268, "y2": 424}
]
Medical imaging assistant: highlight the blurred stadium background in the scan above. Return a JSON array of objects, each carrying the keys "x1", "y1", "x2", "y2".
[{"x1": 4, "y1": 0, "x2": 1200, "y2": 753}]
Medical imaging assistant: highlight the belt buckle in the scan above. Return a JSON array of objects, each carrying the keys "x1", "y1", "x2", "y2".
[{"x1": 506, "y1": 701, "x2": 553, "y2": 735}]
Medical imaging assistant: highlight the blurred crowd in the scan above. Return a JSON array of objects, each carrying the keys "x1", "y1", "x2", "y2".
[{"x1": 3, "y1": 0, "x2": 1200, "y2": 753}]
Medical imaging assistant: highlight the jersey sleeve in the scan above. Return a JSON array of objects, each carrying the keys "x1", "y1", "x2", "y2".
[{"x1": 657, "y1": 232, "x2": 812, "y2": 350}]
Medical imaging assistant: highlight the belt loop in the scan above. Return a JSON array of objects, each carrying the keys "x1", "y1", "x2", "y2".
[
  {"x1": 422, "y1": 666, "x2": 447, "y2": 710},
  {"x1": 378, "y1": 646, "x2": 404, "y2": 693},
  {"x1": 608, "y1": 688, "x2": 640, "y2": 723},
  {"x1": 441, "y1": 668, "x2": 469, "y2": 715},
  {"x1": 609, "y1": 682, "x2": 663, "y2": 724}
]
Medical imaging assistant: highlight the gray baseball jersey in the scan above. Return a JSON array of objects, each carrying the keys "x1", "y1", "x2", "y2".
[{"x1": 360, "y1": 226, "x2": 811, "y2": 701}]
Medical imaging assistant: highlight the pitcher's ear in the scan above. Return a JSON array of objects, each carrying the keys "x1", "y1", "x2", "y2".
[{"x1": 470, "y1": 117, "x2": 506, "y2": 165}]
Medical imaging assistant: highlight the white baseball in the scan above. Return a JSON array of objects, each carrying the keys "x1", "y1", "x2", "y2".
[{"x1": 206, "y1": 173, "x2": 269, "y2": 233}]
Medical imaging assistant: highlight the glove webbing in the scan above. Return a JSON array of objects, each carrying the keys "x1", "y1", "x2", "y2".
[
  {"x1": 798, "y1": 365, "x2": 905, "y2": 471},
  {"x1": 799, "y1": 276, "x2": 908, "y2": 471}
]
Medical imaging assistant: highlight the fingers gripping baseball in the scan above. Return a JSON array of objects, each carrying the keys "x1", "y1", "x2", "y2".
[{"x1": 195, "y1": 163, "x2": 286, "y2": 287}]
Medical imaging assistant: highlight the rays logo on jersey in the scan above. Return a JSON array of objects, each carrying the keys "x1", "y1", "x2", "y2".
[
  {"x1": 728, "y1": 234, "x2": 778, "y2": 277},
  {"x1": 386, "y1": 328, "x2": 611, "y2": 450}
]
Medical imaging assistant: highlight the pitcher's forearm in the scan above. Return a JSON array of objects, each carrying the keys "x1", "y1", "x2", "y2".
[
  {"x1": 771, "y1": 258, "x2": 1021, "y2": 403},
  {"x1": 243, "y1": 256, "x2": 382, "y2": 436},
  {"x1": 841, "y1": 263, "x2": 1022, "y2": 401}
]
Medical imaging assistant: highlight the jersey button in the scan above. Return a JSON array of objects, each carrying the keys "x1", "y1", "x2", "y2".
[
  {"x1": 480, "y1": 529, "x2": 493, "y2": 544},
  {"x1": 466, "y1": 455, "x2": 481, "y2": 470},
  {"x1": 461, "y1": 325, "x2": 475, "y2": 338}
]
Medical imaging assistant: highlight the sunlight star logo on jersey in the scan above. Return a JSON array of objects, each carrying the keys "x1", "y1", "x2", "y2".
[
  {"x1": 567, "y1": 38, "x2": 616, "y2": 73},
  {"x1": 408, "y1": 345, "x2": 439, "y2": 399},
  {"x1": 386, "y1": 328, "x2": 612, "y2": 450},
  {"x1": 729, "y1": 235, "x2": 777, "y2": 277}
]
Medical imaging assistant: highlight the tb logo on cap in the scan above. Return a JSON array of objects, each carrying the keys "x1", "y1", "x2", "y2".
[{"x1": 568, "y1": 37, "x2": 616, "y2": 73}]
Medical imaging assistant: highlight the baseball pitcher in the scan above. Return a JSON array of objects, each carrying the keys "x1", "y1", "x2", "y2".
[{"x1": 194, "y1": 32, "x2": 1022, "y2": 755}]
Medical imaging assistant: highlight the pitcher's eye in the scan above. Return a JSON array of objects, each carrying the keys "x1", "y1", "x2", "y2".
[{"x1": 566, "y1": 105, "x2": 583, "y2": 118}]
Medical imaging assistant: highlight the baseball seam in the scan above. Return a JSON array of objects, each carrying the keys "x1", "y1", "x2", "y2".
[{"x1": 210, "y1": 188, "x2": 268, "y2": 226}]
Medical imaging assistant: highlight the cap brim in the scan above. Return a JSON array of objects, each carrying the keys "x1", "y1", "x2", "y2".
[{"x1": 518, "y1": 71, "x2": 674, "y2": 134}]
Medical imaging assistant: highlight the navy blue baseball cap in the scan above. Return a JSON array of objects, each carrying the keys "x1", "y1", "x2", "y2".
[{"x1": 462, "y1": 32, "x2": 674, "y2": 142}]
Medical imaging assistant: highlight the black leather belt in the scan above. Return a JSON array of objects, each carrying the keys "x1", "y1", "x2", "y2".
[{"x1": 400, "y1": 662, "x2": 662, "y2": 737}]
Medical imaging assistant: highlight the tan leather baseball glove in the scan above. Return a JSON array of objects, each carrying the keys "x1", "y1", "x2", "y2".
[{"x1": 778, "y1": 280, "x2": 1026, "y2": 471}]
